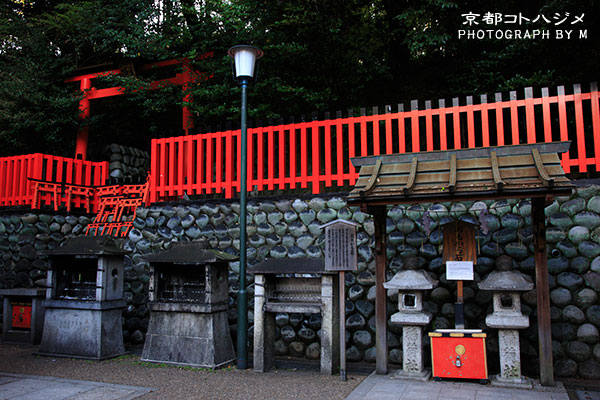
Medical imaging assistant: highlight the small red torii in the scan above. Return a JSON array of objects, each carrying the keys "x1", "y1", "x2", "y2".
[{"x1": 65, "y1": 52, "x2": 213, "y2": 160}]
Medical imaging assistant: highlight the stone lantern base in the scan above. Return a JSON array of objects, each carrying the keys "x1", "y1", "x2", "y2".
[
  {"x1": 491, "y1": 375, "x2": 533, "y2": 389},
  {"x1": 391, "y1": 321, "x2": 432, "y2": 381},
  {"x1": 490, "y1": 329, "x2": 533, "y2": 389},
  {"x1": 395, "y1": 369, "x2": 431, "y2": 381}
]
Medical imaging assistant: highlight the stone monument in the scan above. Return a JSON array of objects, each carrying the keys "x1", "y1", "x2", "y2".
[
  {"x1": 142, "y1": 241, "x2": 236, "y2": 368},
  {"x1": 384, "y1": 255, "x2": 438, "y2": 380},
  {"x1": 250, "y1": 258, "x2": 340, "y2": 375},
  {"x1": 39, "y1": 236, "x2": 127, "y2": 359},
  {"x1": 478, "y1": 255, "x2": 534, "y2": 388}
]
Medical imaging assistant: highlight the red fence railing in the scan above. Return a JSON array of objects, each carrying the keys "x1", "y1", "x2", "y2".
[
  {"x1": 0, "y1": 153, "x2": 108, "y2": 209},
  {"x1": 149, "y1": 82, "x2": 600, "y2": 202}
]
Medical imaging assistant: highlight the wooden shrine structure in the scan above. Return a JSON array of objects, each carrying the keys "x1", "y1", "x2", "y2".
[{"x1": 346, "y1": 141, "x2": 574, "y2": 386}]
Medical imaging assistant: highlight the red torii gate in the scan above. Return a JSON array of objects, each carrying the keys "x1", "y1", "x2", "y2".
[{"x1": 65, "y1": 52, "x2": 213, "y2": 160}]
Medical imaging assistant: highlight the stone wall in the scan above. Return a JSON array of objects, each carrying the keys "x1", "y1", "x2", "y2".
[
  {"x1": 0, "y1": 186, "x2": 599, "y2": 380},
  {"x1": 106, "y1": 143, "x2": 150, "y2": 181},
  {"x1": 0, "y1": 214, "x2": 91, "y2": 289}
]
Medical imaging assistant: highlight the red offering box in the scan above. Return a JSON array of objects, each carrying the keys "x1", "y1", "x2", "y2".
[
  {"x1": 429, "y1": 330, "x2": 488, "y2": 381},
  {"x1": 11, "y1": 303, "x2": 32, "y2": 329}
]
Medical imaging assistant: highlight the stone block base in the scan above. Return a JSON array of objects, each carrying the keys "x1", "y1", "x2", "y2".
[
  {"x1": 141, "y1": 308, "x2": 234, "y2": 369},
  {"x1": 39, "y1": 300, "x2": 125, "y2": 360},
  {"x1": 393, "y1": 369, "x2": 431, "y2": 381},
  {"x1": 491, "y1": 374, "x2": 533, "y2": 389}
]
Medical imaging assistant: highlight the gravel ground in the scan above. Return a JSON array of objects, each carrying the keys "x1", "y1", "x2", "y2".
[{"x1": 0, "y1": 344, "x2": 365, "y2": 399}]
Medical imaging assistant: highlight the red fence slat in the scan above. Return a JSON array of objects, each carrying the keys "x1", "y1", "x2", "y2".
[
  {"x1": 438, "y1": 100, "x2": 447, "y2": 151},
  {"x1": 573, "y1": 84, "x2": 587, "y2": 173},
  {"x1": 279, "y1": 125, "x2": 286, "y2": 190},
  {"x1": 557, "y1": 86, "x2": 570, "y2": 173},
  {"x1": 149, "y1": 139, "x2": 158, "y2": 203},
  {"x1": 591, "y1": 83, "x2": 600, "y2": 172},
  {"x1": 466, "y1": 96, "x2": 475, "y2": 149},
  {"x1": 510, "y1": 91, "x2": 520, "y2": 145},
  {"x1": 542, "y1": 88, "x2": 552, "y2": 143},
  {"x1": 495, "y1": 93, "x2": 505, "y2": 147},
  {"x1": 385, "y1": 108, "x2": 393, "y2": 154},
  {"x1": 311, "y1": 120, "x2": 320, "y2": 194},
  {"x1": 425, "y1": 101, "x2": 433, "y2": 152},
  {"x1": 324, "y1": 121, "x2": 332, "y2": 186},
  {"x1": 336, "y1": 119, "x2": 344, "y2": 186},
  {"x1": 452, "y1": 98, "x2": 461, "y2": 149},
  {"x1": 348, "y1": 116, "x2": 357, "y2": 185},
  {"x1": 410, "y1": 100, "x2": 420, "y2": 153},
  {"x1": 373, "y1": 109, "x2": 381, "y2": 156},
  {"x1": 525, "y1": 87, "x2": 536, "y2": 144},
  {"x1": 290, "y1": 123, "x2": 297, "y2": 189},
  {"x1": 480, "y1": 95, "x2": 490, "y2": 148}
]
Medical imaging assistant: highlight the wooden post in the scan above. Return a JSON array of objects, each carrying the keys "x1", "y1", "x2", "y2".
[
  {"x1": 455, "y1": 280, "x2": 464, "y2": 329},
  {"x1": 532, "y1": 197, "x2": 554, "y2": 386},
  {"x1": 340, "y1": 271, "x2": 347, "y2": 381},
  {"x1": 370, "y1": 205, "x2": 388, "y2": 375}
]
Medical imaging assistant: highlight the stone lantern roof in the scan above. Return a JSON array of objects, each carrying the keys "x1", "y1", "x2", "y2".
[
  {"x1": 144, "y1": 240, "x2": 237, "y2": 265},
  {"x1": 478, "y1": 255, "x2": 533, "y2": 292},
  {"x1": 478, "y1": 271, "x2": 533, "y2": 292},
  {"x1": 48, "y1": 236, "x2": 127, "y2": 256},
  {"x1": 384, "y1": 270, "x2": 438, "y2": 291}
]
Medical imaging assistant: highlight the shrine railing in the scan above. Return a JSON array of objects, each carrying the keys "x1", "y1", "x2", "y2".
[
  {"x1": 0, "y1": 153, "x2": 109, "y2": 210},
  {"x1": 149, "y1": 82, "x2": 600, "y2": 202}
]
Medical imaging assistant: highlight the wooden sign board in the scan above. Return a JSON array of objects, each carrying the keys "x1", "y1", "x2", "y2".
[
  {"x1": 446, "y1": 261, "x2": 474, "y2": 281},
  {"x1": 321, "y1": 219, "x2": 358, "y2": 272},
  {"x1": 443, "y1": 220, "x2": 477, "y2": 264}
]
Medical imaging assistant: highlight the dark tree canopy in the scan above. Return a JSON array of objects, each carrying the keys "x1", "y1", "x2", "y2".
[{"x1": 0, "y1": 0, "x2": 599, "y2": 158}]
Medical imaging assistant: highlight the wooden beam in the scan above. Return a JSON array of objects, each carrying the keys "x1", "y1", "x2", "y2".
[
  {"x1": 404, "y1": 157, "x2": 418, "y2": 195},
  {"x1": 369, "y1": 205, "x2": 388, "y2": 375},
  {"x1": 532, "y1": 147, "x2": 555, "y2": 187},
  {"x1": 532, "y1": 197, "x2": 554, "y2": 386},
  {"x1": 490, "y1": 151, "x2": 505, "y2": 191},
  {"x1": 361, "y1": 158, "x2": 382, "y2": 197},
  {"x1": 448, "y1": 154, "x2": 456, "y2": 193}
]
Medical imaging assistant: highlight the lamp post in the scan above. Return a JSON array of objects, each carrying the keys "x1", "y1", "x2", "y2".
[{"x1": 228, "y1": 45, "x2": 263, "y2": 370}]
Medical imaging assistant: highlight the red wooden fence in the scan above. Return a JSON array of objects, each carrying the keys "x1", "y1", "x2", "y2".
[
  {"x1": 0, "y1": 153, "x2": 108, "y2": 209},
  {"x1": 153, "y1": 82, "x2": 600, "y2": 202}
]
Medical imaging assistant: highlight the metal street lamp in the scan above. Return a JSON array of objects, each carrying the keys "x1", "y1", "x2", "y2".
[{"x1": 228, "y1": 44, "x2": 263, "y2": 370}]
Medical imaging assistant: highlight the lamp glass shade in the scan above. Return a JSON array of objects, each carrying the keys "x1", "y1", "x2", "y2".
[{"x1": 228, "y1": 45, "x2": 263, "y2": 79}]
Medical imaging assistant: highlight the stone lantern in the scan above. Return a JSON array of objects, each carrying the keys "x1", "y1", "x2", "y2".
[
  {"x1": 478, "y1": 255, "x2": 533, "y2": 388},
  {"x1": 383, "y1": 255, "x2": 438, "y2": 380}
]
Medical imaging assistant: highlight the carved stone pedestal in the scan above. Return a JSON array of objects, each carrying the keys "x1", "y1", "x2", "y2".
[
  {"x1": 492, "y1": 329, "x2": 533, "y2": 388},
  {"x1": 397, "y1": 326, "x2": 430, "y2": 381}
]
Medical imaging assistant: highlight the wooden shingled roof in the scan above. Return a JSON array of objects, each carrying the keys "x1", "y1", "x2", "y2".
[{"x1": 347, "y1": 142, "x2": 574, "y2": 205}]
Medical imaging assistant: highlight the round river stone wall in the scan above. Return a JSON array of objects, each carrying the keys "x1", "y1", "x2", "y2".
[
  {"x1": 106, "y1": 143, "x2": 150, "y2": 181},
  {"x1": 0, "y1": 185, "x2": 599, "y2": 379}
]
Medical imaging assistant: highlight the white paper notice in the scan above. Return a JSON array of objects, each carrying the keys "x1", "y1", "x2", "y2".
[{"x1": 446, "y1": 261, "x2": 474, "y2": 280}]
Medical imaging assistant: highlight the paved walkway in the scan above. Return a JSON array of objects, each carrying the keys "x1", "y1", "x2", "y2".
[
  {"x1": 345, "y1": 372, "x2": 571, "y2": 400},
  {"x1": 0, "y1": 373, "x2": 153, "y2": 400}
]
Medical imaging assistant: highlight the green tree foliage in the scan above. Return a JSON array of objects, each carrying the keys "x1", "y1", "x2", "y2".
[{"x1": 0, "y1": 0, "x2": 599, "y2": 157}]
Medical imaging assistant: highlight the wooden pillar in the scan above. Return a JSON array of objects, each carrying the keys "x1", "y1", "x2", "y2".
[
  {"x1": 532, "y1": 197, "x2": 554, "y2": 386},
  {"x1": 182, "y1": 64, "x2": 194, "y2": 135},
  {"x1": 75, "y1": 78, "x2": 91, "y2": 160},
  {"x1": 369, "y1": 205, "x2": 387, "y2": 375}
]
